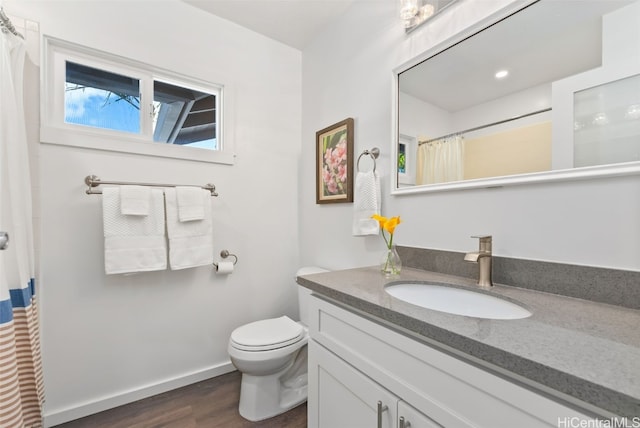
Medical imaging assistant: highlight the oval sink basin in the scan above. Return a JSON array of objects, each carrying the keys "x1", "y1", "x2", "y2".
[{"x1": 385, "y1": 282, "x2": 531, "y2": 320}]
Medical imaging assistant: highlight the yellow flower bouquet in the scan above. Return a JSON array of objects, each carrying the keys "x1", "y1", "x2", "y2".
[{"x1": 372, "y1": 214, "x2": 402, "y2": 276}]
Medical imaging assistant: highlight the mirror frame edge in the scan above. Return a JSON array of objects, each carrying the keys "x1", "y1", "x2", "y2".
[
  {"x1": 392, "y1": 162, "x2": 640, "y2": 195},
  {"x1": 390, "y1": 0, "x2": 640, "y2": 195}
]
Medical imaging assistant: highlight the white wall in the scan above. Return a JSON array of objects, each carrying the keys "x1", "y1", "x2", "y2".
[
  {"x1": 7, "y1": 0, "x2": 302, "y2": 425},
  {"x1": 300, "y1": 0, "x2": 640, "y2": 272},
  {"x1": 400, "y1": 83, "x2": 552, "y2": 140},
  {"x1": 452, "y1": 83, "x2": 552, "y2": 138},
  {"x1": 399, "y1": 92, "x2": 452, "y2": 139}
]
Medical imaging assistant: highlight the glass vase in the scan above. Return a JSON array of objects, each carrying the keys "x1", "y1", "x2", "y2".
[{"x1": 380, "y1": 245, "x2": 402, "y2": 277}]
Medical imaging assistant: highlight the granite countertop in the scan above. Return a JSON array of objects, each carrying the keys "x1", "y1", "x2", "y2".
[{"x1": 297, "y1": 266, "x2": 640, "y2": 418}]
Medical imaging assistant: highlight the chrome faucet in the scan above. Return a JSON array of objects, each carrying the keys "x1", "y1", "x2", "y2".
[{"x1": 464, "y1": 235, "x2": 493, "y2": 287}]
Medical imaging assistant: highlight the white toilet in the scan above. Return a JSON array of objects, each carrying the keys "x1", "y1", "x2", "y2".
[{"x1": 228, "y1": 266, "x2": 327, "y2": 421}]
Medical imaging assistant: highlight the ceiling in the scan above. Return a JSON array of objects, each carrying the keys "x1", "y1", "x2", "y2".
[{"x1": 181, "y1": 0, "x2": 355, "y2": 50}]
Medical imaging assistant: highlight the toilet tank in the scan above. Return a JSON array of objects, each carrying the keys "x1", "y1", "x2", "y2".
[{"x1": 296, "y1": 266, "x2": 329, "y2": 326}]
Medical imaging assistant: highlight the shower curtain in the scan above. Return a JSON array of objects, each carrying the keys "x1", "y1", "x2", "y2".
[
  {"x1": 0, "y1": 22, "x2": 45, "y2": 428},
  {"x1": 416, "y1": 135, "x2": 465, "y2": 185}
]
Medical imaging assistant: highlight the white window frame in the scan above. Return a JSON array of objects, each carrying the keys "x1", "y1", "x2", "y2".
[{"x1": 41, "y1": 36, "x2": 235, "y2": 165}]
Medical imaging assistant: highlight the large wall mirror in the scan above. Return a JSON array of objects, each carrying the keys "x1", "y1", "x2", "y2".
[{"x1": 393, "y1": 0, "x2": 640, "y2": 194}]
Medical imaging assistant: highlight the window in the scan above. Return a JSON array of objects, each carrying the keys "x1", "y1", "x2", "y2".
[
  {"x1": 65, "y1": 61, "x2": 141, "y2": 134},
  {"x1": 42, "y1": 37, "x2": 233, "y2": 164},
  {"x1": 152, "y1": 80, "x2": 217, "y2": 149},
  {"x1": 397, "y1": 134, "x2": 416, "y2": 185}
]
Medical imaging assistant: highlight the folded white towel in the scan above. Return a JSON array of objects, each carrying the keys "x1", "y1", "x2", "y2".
[
  {"x1": 165, "y1": 188, "x2": 213, "y2": 270},
  {"x1": 352, "y1": 170, "x2": 381, "y2": 236},
  {"x1": 103, "y1": 187, "x2": 167, "y2": 274},
  {"x1": 120, "y1": 185, "x2": 151, "y2": 216},
  {"x1": 176, "y1": 186, "x2": 205, "y2": 222}
]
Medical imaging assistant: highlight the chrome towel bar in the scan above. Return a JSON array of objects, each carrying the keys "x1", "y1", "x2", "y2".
[{"x1": 84, "y1": 175, "x2": 218, "y2": 196}]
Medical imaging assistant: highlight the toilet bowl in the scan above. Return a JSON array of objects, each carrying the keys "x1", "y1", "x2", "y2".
[{"x1": 228, "y1": 266, "x2": 328, "y2": 422}]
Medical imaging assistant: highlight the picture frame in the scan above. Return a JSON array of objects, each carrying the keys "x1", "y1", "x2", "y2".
[{"x1": 316, "y1": 118, "x2": 354, "y2": 204}]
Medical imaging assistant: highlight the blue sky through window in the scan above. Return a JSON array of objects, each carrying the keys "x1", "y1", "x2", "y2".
[{"x1": 65, "y1": 83, "x2": 141, "y2": 133}]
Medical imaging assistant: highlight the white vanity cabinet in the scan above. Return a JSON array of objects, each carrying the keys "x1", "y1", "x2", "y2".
[
  {"x1": 307, "y1": 294, "x2": 593, "y2": 428},
  {"x1": 309, "y1": 340, "x2": 399, "y2": 428},
  {"x1": 398, "y1": 401, "x2": 444, "y2": 428},
  {"x1": 310, "y1": 340, "x2": 442, "y2": 428}
]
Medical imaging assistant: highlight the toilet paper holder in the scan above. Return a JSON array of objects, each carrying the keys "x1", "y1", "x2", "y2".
[{"x1": 213, "y1": 250, "x2": 238, "y2": 268}]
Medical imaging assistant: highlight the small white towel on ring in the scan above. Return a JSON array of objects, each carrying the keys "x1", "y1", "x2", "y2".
[
  {"x1": 176, "y1": 186, "x2": 205, "y2": 221},
  {"x1": 352, "y1": 170, "x2": 381, "y2": 236},
  {"x1": 103, "y1": 187, "x2": 167, "y2": 274},
  {"x1": 165, "y1": 187, "x2": 213, "y2": 270},
  {"x1": 120, "y1": 185, "x2": 151, "y2": 216}
]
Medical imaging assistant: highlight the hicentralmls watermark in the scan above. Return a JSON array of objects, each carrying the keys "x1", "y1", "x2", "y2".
[{"x1": 557, "y1": 417, "x2": 640, "y2": 428}]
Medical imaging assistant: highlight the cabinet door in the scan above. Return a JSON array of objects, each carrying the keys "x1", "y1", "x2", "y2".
[
  {"x1": 308, "y1": 340, "x2": 398, "y2": 428},
  {"x1": 398, "y1": 401, "x2": 443, "y2": 428}
]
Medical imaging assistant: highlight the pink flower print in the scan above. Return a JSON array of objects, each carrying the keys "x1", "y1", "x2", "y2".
[
  {"x1": 326, "y1": 178, "x2": 338, "y2": 194},
  {"x1": 337, "y1": 164, "x2": 347, "y2": 183},
  {"x1": 333, "y1": 140, "x2": 347, "y2": 163},
  {"x1": 321, "y1": 131, "x2": 349, "y2": 195},
  {"x1": 324, "y1": 148, "x2": 332, "y2": 162},
  {"x1": 323, "y1": 165, "x2": 332, "y2": 183}
]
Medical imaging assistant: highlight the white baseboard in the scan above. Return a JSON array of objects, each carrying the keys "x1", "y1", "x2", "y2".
[{"x1": 43, "y1": 361, "x2": 236, "y2": 427}]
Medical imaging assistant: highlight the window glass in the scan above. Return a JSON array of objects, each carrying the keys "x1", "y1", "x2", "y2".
[
  {"x1": 398, "y1": 142, "x2": 406, "y2": 174},
  {"x1": 574, "y1": 73, "x2": 640, "y2": 167},
  {"x1": 65, "y1": 61, "x2": 140, "y2": 133},
  {"x1": 153, "y1": 80, "x2": 217, "y2": 149}
]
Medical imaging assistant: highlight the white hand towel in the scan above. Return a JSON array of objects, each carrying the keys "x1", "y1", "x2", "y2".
[
  {"x1": 165, "y1": 187, "x2": 214, "y2": 270},
  {"x1": 120, "y1": 185, "x2": 151, "y2": 216},
  {"x1": 103, "y1": 187, "x2": 167, "y2": 274},
  {"x1": 176, "y1": 186, "x2": 205, "y2": 222},
  {"x1": 352, "y1": 170, "x2": 381, "y2": 236}
]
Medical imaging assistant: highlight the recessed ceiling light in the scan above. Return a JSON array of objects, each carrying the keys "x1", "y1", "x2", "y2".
[{"x1": 495, "y1": 70, "x2": 509, "y2": 79}]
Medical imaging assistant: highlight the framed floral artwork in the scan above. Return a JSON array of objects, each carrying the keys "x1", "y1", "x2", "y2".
[{"x1": 316, "y1": 118, "x2": 354, "y2": 204}]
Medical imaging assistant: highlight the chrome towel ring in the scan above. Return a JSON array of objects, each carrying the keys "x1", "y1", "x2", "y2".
[{"x1": 356, "y1": 147, "x2": 380, "y2": 173}]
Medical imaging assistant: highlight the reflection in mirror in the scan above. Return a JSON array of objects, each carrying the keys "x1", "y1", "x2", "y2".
[
  {"x1": 574, "y1": 74, "x2": 640, "y2": 168},
  {"x1": 395, "y1": 0, "x2": 640, "y2": 192}
]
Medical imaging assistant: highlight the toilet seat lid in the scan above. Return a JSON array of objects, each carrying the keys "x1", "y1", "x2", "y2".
[{"x1": 230, "y1": 316, "x2": 304, "y2": 351}]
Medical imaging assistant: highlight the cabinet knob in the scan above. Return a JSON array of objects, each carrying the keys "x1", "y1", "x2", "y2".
[{"x1": 377, "y1": 401, "x2": 388, "y2": 428}]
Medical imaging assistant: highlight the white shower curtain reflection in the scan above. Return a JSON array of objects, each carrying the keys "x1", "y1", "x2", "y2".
[
  {"x1": 416, "y1": 135, "x2": 465, "y2": 185},
  {"x1": 0, "y1": 16, "x2": 44, "y2": 428}
]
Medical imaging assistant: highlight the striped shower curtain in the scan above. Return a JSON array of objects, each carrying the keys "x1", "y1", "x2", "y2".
[{"x1": 0, "y1": 19, "x2": 45, "y2": 428}]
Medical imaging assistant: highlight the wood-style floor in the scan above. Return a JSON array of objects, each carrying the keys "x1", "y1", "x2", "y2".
[{"x1": 53, "y1": 371, "x2": 307, "y2": 428}]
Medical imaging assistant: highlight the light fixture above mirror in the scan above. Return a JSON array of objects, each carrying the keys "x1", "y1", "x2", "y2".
[{"x1": 400, "y1": 0, "x2": 458, "y2": 32}]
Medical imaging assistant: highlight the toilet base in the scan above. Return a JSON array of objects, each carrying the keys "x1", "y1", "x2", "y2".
[{"x1": 238, "y1": 347, "x2": 308, "y2": 421}]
